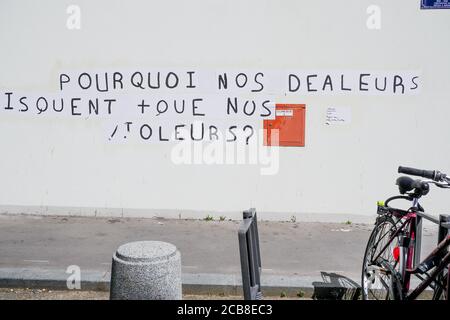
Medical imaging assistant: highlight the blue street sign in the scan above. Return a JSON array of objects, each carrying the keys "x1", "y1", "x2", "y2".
[{"x1": 421, "y1": 0, "x2": 450, "y2": 9}]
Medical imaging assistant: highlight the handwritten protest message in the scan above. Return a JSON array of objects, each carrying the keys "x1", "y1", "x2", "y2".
[{"x1": 0, "y1": 69, "x2": 420, "y2": 144}]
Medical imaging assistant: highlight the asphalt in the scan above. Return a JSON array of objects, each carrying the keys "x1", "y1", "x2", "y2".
[{"x1": 0, "y1": 214, "x2": 441, "y2": 298}]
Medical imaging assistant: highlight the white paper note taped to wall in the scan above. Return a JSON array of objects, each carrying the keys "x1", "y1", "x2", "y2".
[
  {"x1": 325, "y1": 107, "x2": 351, "y2": 125},
  {"x1": 275, "y1": 109, "x2": 293, "y2": 117}
]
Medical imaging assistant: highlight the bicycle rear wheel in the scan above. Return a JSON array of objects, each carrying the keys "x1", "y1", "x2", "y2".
[{"x1": 361, "y1": 215, "x2": 402, "y2": 300}]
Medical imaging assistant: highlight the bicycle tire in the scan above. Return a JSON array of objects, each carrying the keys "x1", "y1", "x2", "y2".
[{"x1": 361, "y1": 215, "x2": 402, "y2": 300}]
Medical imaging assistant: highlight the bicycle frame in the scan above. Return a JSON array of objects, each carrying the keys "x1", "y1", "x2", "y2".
[
  {"x1": 372, "y1": 199, "x2": 450, "y2": 300},
  {"x1": 406, "y1": 236, "x2": 450, "y2": 300}
]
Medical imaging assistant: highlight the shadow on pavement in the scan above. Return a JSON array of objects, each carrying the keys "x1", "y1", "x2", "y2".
[{"x1": 312, "y1": 272, "x2": 361, "y2": 300}]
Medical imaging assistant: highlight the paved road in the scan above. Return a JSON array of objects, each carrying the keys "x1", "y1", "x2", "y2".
[
  {"x1": 0, "y1": 214, "x2": 440, "y2": 282},
  {"x1": 0, "y1": 288, "x2": 245, "y2": 300}
]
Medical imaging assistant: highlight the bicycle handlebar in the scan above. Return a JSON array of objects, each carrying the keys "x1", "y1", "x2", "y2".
[{"x1": 398, "y1": 166, "x2": 448, "y2": 182}]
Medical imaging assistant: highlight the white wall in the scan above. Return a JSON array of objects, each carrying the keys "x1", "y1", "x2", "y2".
[{"x1": 1, "y1": 0, "x2": 450, "y2": 222}]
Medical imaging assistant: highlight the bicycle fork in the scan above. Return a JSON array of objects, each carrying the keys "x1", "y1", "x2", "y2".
[
  {"x1": 398, "y1": 234, "x2": 414, "y2": 293},
  {"x1": 399, "y1": 209, "x2": 419, "y2": 294}
]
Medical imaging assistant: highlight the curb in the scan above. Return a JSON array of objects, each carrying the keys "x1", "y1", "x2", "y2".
[{"x1": 0, "y1": 267, "x2": 362, "y2": 299}]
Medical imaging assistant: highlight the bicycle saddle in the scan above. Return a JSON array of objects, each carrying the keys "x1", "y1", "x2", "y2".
[{"x1": 396, "y1": 176, "x2": 429, "y2": 196}]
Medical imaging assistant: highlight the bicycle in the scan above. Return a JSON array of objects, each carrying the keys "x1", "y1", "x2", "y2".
[{"x1": 361, "y1": 166, "x2": 450, "y2": 300}]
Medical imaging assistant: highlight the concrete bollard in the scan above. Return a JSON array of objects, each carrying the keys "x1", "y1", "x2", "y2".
[{"x1": 110, "y1": 241, "x2": 182, "y2": 300}]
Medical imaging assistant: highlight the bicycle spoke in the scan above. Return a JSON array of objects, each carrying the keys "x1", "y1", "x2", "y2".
[{"x1": 362, "y1": 217, "x2": 401, "y2": 300}]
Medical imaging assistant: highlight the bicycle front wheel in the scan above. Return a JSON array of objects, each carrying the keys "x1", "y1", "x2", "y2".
[{"x1": 361, "y1": 215, "x2": 401, "y2": 300}]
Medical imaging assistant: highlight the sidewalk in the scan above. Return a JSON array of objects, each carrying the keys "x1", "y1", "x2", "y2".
[{"x1": 0, "y1": 214, "x2": 440, "y2": 298}]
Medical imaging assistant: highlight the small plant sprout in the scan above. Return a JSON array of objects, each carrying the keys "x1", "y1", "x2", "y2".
[{"x1": 204, "y1": 214, "x2": 214, "y2": 221}]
